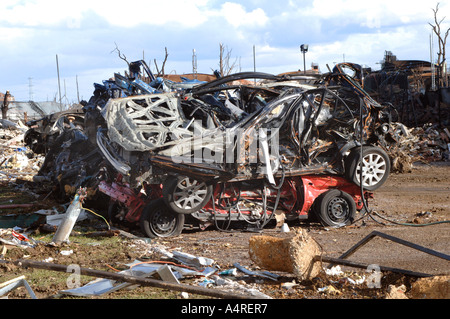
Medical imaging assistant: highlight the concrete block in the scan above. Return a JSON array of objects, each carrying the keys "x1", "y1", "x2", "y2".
[{"x1": 248, "y1": 229, "x2": 322, "y2": 280}]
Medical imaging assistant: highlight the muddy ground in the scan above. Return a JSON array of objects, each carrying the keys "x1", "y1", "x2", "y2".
[{"x1": 0, "y1": 162, "x2": 449, "y2": 301}]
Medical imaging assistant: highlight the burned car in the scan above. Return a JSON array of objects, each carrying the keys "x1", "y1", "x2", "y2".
[
  {"x1": 93, "y1": 66, "x2": 392, "y2": 237},
  {"x1": 26, "y1": 61, "x2": 394, "y2": 238}
]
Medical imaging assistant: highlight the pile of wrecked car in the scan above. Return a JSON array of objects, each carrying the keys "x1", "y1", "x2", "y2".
[{"x1": 23, "y1": 61, "x2": 399, "y2": 238}]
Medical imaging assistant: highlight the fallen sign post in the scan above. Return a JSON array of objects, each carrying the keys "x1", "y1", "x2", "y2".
[
  {"x1": 319, "y1": 231, "x2": 450, "y2": 277},
  {"x1": 2, "y1": 259, "x2": 255, "y2": 299},
  {"x1": 336, "y1": 231, "x2": 450, "y2": 262}
]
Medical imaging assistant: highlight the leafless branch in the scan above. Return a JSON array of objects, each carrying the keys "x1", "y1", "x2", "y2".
[
  {"x1": 429, "y1": 3, "x2": 449, "y2": 66},
  {"x1": 429, "y1": 2, "x2": 450, "y2": 86},
  {"x1": 218, "y1": 43, "x2": 238, "y2": 77},
  {"x1": 111, "y1": 42, "x2": 130, "y2": 67},
  {"x1": 154, "y1": 47, "x2": 169, "y2": 78}
]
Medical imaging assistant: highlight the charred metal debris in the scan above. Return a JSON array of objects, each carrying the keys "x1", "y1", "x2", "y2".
[{"x1": 24, "y1": 61, "x2": 400, "y2": 238}]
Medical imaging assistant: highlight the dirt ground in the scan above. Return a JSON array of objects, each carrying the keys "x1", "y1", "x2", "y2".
[{"x1": 0, "y1": 162, "x2": 449, "y2": 300}]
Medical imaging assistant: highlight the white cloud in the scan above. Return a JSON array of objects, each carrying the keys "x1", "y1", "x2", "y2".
[
  {"x1": 308, "y1": 0, "x2": 442, "y2": 28},
  {"x1": 0, "y1": 0, "x2": 211, "y2": 28},
  {"x1": 0, "y1": 26, "x2": 27, "y2": 43},
  {"x1": 220, "y1": 2, "x2": 269, "y2": 28},
  {"x1": 86, "y1": 0, "x2": 211, "y2": 28},
  {"x1": 0, "y1": 1, "x2": 83, "y2": 27},
  {"x1": 309, "y1": 26, "x2": 426, "y2": 69},
  {"x1": 0, "y1": 0, "x2": 270, "y2": 30}
]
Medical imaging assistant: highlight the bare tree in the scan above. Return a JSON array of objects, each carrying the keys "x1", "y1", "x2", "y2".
[
  {"x1": 429, "y1": 3, "x2": 449, "y2": 86},
  {"x1": 154, "y1": 47, "x2": 169, "y2": 78},
  {"x1": 218, "y1": 43, "x2": 238, "y2": 77},
  {"x1": 1, "y1": 91, "x2": 11, "y2": 119},
  {"x1": 111, "y1": 42, "x2": 130, "y2": 68}
]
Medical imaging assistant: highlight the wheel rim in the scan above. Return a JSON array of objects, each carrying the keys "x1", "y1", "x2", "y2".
[
  {"x1": 172, "y1": 177, "x2": 208, "y2": 211},
  {"x1": 327, "y1": 197, "x2": 350, "y2": 223},
  {"x1": 355, "y1": 153, "x2": 387, "y2": 187},
  {"x1": 108, "y1": 201, "x2": 127, "y2": 224},
  {"x1": 149, "y1": 208, "x2": 178, "y2": 237}
]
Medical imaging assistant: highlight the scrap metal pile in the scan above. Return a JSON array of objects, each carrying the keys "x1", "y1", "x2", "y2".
[
  {"x1": 20, "y1": 61, "x2": 419, "y2": 238},
  {"x1": 388, "y1": 122, "x2": 450, "y2": 172}
]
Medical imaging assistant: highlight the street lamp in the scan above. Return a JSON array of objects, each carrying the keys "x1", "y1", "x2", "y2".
[{"x1": 300, "y1": 44, "x2": 309, "y2": 74}]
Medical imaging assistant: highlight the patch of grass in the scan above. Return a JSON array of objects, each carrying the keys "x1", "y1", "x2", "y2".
[{"x1": 0, "y1": 187, "x2": 195, "y2": 299}]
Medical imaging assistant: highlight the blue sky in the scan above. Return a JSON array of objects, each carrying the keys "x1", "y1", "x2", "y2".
[{"x1": 0, "y1": 0, "x2": 448, "y2": 103}]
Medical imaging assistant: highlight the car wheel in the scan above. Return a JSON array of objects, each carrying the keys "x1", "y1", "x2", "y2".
[
  {"x1": 313, "y1": 189, "x2": 356, "y2": 227},
  {"x1": 345, "y1": 146, "x2": 390, "y2": 191},
  {"x1": 107, "y1": 200, "x2": 127, "y2": 225},
  {"x1": 139, "y1": 199, "x2": 185, "y2": 238},
  {"x1": 163, "y1": 176, "x2": 213, "y2": 214}
]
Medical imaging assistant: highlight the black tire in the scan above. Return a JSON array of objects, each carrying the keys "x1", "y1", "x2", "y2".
[
  {"x1": 345, "y1": 146, "x2": 390, "y2": 191},
  {"x1": 163, "y1": 176, "x2": 213, "y2": 214},
  {"x1": 313, "y1": 189, "x2": 356, "y2": 227},
  {"x1": 139, "y1": 199, "x2": 185, "y2": 238},
  {"x1": 107, "y1": 200, "x2": 127, "y2": 225}
]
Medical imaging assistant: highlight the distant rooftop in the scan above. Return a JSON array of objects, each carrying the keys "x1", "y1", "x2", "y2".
[{"x1": 6, "y1": 101, "x2": 70, "y2": 121}]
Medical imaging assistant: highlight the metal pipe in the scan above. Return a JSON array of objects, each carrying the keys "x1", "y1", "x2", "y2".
[
  {"x1": 303, "y1": 52, "x2": 306, "y2": 74},
  {"x1": 338, "y1": 231, "x2": 450, "y2": 262}
]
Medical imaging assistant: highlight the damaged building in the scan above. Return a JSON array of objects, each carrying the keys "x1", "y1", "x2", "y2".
[{"x1": 363, "y1": 51, "x2": 450, "y2": 127}]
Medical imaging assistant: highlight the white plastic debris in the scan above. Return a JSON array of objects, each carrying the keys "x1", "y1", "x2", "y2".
[
  {"x1": 280, "y1": 223, "x2": 290, "y2": 232},
  {"x1": 207, "y1": 275, "x2": 272, "y2": 299},
  {"x1": 180, "y1": 291, "x2": 189, "y2": 299},
  {"x1": 60, "y1": 260, "x2": 203, "y2": 297},
  {"x1": 171, "y1": 251, "x2": 215, "y2": 268},
  {"x1": 325, "y1": 265, "x2": 344, "y2": 276},
  {"x1": 36, "y1": 207, "x2": 88, "y2": 227},
  {"x1": 281, "y1": 282, "x2": 298, "y2": 290}
]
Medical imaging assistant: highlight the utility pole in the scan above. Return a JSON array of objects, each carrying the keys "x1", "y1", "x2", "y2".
[
  {"x1": 28, "y1": 77, "x2": 34, "y2": 101},
  {"x1": 192, "y1": 49, "x2": 198, "y2": 79},
  {"x1": 76, "y1": 75, "x2": 80, "y2": 103},
  {"x1": 300, "y1": 44, "x2": 309, "y2": 74},
  {"x1": 253, "y1": 45, "x2": 256, "y2": 85},
  {"x1": 63, "y1": 79, "x2": 68, "y2": 108},
  {"x1": 56, "y1": 54, "x2": 62, "y2": 111}
]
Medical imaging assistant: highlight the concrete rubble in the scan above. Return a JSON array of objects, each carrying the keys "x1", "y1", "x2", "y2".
[
  {"x1": 383, "y1": 275, "x2": 450, "y2": 299},
  {"x1": 388, "y1": 122, "x2": 450, "y2": 173},
  {"x1": 248, "y1": 229, "x2": 322, "y2": 280},
  {"x1": 385, "y1": 284, "x2": 409, "y2": 299},
  {"x1": 410, "y1": 275, "x2": 450, "y2": 299}
]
